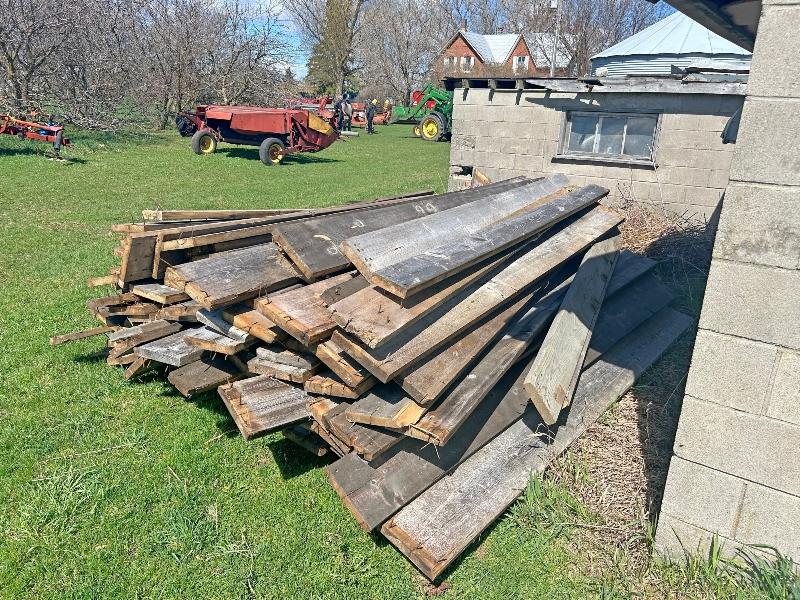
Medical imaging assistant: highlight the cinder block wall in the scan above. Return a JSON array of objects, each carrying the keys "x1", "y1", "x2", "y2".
[
  {"x1": 448, "y1": 89, "x2": 743, "y2": 220},
  {"x1": 655, "y1": 0, "x2": 800, "y2": 562}
]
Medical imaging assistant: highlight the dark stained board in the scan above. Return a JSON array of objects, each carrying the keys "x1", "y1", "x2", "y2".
[
  {"x1": 326, "y1": 403, "x2": 403, "y2": 461},
  {"x1": 344, "y1": 384, "x2": 426, "y2": 428},
  {"x1": 50, "y1": 325, "x2": 117, "y2": 345},
  {"x1": 167, "y1": 355, "x2": 246, "y2": 396}
]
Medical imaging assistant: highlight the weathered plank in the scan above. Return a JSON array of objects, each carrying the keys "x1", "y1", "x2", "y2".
[
  {"x1": 50, "y1": 325, "x2": 117, "y2": 345},
  {"x1": 524, "y1": 235, "x2": 621, "y2": 425},
  {"x1": 123, "y1": 357, "x2": 155, "y2": 380},
  {"x1": 331, "y1": 207, "x2": 623, "y2": 383},
  {"x1": 246, "y1": 355, "x2": 319, "y2": 383},
  {"x1": 255, "y1": 273, "x2": 353, "y2": 346},
  {"x1": 154, "y1": 299, "x2": 201, "y2": 322},
  {"x1": 256, "y1": 345, "x2": 319, "y2": 370},
  {"x1": 407, "y1": 251, "x2": 653, "y2": 446},
  {"x1": 339, "y1": 175, "x2": 568, "y2": 285},
  {"x1": 86, "y1": 292, "x2": 138, "y2": 314},
  {"x1": 219, "y1": 375, "x2": 311, "y2": 440},
  {"x1": 167, "y1": 355, "x2": 245, "y2": 396},
  {"x1": 283, "y1": 425, "x2": 328, "y2": 457},
  {"x1": 107, "y1": 320, "x2": 183, "y2": 358},
  {"x1": 328, "y1": 248, "x2": 519, "y2": 349},
  {"x1": 271, "y1": 178, "x2": 533, "y2": 281},
  {"x1": 368, "y1": 185, "x2": 607, "y2": 298},
  {"x1": 381, "y1": 307, "x2": 694, "y2": 580},
  {"x1": 319, "y1": 273, "x2": 369, "y2": 306},
  {"x1": 314, "y1": 340, "x2": 375, "y2": 388},
  {"x1": 164, "y1": 243, "x2": 301, "y2": 310},
  {"x1": 196, "y1": 308, "x2": 253, "y2": 342},
  {"x1": 220, "y1": 304, "x2": 284, "y2": 344},
  {"x1": 135, "y1": 327, "x2": 205, "y2": 366},
  {"x1": 143, "y1": 208, "x2": 305, "y2": 221},
  {"x1": 304, "y1": 372, "x2": 375, "y2": 399},
  {"x1": 345, "y1": 385, "x2": 426, "y2": 428},
  {"x1": 325, "y1": 403, "x2": 403, "y2": 460},
  {"x1": 131, "y1": 283, "x2": 189, "y2": 305},
  {"x1": 185, "y1": 327, "x2": 257, "y2": 355}
]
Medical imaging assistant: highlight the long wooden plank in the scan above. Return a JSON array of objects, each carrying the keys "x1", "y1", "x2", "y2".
[
  {"x1": 135, "y1": 327, "x2": 205, "y2": 366},
  {"x1": 327, "y1": 247, "x2": 520, "y2": 349},
  {"x1": 107, "y1": 320, "x2": 184, "y2": 358},
  {"x1": 50, "y1": 326, "x2": 117, "y2": 345},
  {"x1": 164, "y1": 243, "x2": 301, "y2": 310},
  {"x1": 131, "y1": 283, "x2": 189, "y2": 305},
  {"x1": 314, "y1": 340, "x2": 375, "y2": 388},
  {"x1": 368, "y1": 185, "x2": 607, "y2": 299},
  {"x1": 256, "y1": 345, "x2": 319, "y2": 370},
  {"x1": 319, "y1": 274, "x2": 369, "y2": 307},
  {"x1": 407, "y1": 252, "x2": 655, "y2": 446},
  {"x1": 272, "y1": 178, "x2": 533, "y2": 281},
  {"x1": 185, "y1": 327, "x2": 257, "y2": 355},
  {"x1": 325, "y1": 282, "x2": 675, "y2": 532},
  {"x1": 339, "y1": 175, "x2": 568, "y2": 285},
  {"x1": 331, "y1": 207, "x2": 623, "y2": 383},
  {"x1": 246, "y1": 356, "x2": 319, "y2": 383},
  {"x1": 219, "y1": 376, "x2": 310, "y2": 440},
  {"x1": 195, "y1": 308, "x2": 253, "y2": 342},
  {"x1": 325, "y1": 403, "x2": 403, "y2": 460},
  {"x1": 167, "y1": 356, "x2": 246, "y2": 396},
  {"x1": 255, "y1": 273, "x2": 353, "y2": 346},
  {"x1": 221, "y1": 305, "x2": 285, "y2": 344},
  {"x1": 524, "y1": 235, "x2": 620, "y2": 425},
  {"x1": 381, "y1": 307, "x2": 694, "y2": 580},
  {"x1": 344, "y1": 384, "x2": 426, "y2": 428},
  {"x1": 304, "y1": 372, "x2": 375, "y2": 399}
]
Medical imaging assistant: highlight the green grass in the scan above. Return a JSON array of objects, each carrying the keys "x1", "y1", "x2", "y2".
[{"x1": 0, "y1": 127, "x2": 795, "y2": 599}]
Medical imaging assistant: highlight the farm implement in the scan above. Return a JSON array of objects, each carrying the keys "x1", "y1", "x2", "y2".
[
  {"x1": 1, "y1": 114, "x2": 71, "y2": 157},
  {"x1": 176, "y1": 98, "x2": 337, "y2": 166},
  {"x1": 390, "y1": 84, "x2": 454, "y2": 142}
]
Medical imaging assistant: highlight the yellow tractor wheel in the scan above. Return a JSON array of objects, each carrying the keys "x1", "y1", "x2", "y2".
[
  {"x1": 412, "y1": 124, "x2": 421, "y2": 138},
  {"x1": 259, "y1": 137, "x2": 285, "y2": 166},
  {"x1": 419, "y1": 114, "x2": 444, "y2": 142},
  {"x1": 191, "y1": 129, "x2": 217, "y2": 155}
]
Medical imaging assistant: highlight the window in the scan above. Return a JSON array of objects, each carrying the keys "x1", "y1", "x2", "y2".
[
  {"x1": 513, "y1": 56, "x2": 528, "y2": 72},
  {"x1": 444, "y1": 56, "x2": 456, "y2": 69},
  {"x1": 561, "y1": 111, "x2": 658, "y2": 162},
  {"x1": 461, "y1": 56, "x2": 475, "y2": 72}
]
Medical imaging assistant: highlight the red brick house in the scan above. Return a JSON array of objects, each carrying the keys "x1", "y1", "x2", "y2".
[{"x1": 438, "y1": 31, "x2": 536, "y2": 78}]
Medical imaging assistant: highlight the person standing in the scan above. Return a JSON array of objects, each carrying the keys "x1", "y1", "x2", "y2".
[
  {"x1": 343, "y1": 97, "x2": 353, "y2": 131},
  {"x1": 333, "y1": 95, "x2": 344, "y2": 130},
  {"x1": 365, "y1": 99, "x2": 378, "y2": 134}
]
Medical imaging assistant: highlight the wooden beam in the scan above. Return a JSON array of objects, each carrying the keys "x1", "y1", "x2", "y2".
[
  {"x1": 134, "y1": 327, "x2": 205, "y2": 367},
  {"x1": 246, "y1": 355, "x2": 319, "y2": 383},
  {"x1": 315, "y1": 340, "x2": 376, "y2": 388},
  {"x1": 524, "y1": 235, "x2": 620, "y2": 425},
  {"x1": 304, "y1": 372, "x2": 375, "y2": 399},
  {"x1": 220, "y1": 304, "x2": 284, "y2": 344},
  {"x1": 369, "y1": 185, "x2": 607, "y2": 299},
  {"x1": 185, "y1": 327, "x2": 257, "y2": 355},
  {"x1": 331, "y1": 207, "x2": 622, "y2": 383},
  {"x1": 167, "y1": 355, "x2": 246, "y2": 396},
  {"x1": 131, "y1": 283, "x2": 189, "y2": 305},
  {"x1": 50, "y1": 325, "x2": 117, "y2": 345}
]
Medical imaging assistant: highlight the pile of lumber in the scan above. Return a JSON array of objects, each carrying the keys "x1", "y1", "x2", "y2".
[{"x1": 56, "y1": 175, "x2": 692, "y2": 580}]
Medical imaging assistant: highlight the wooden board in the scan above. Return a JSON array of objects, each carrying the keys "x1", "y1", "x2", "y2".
[
  {"x1": 107, "y1": 320, "x2": 183, "y2": 358},
  {"x1": 304, "y1": 372, "x2": 375, "y2": 399},
  {"x1": 50, "y1": 325, "x2": 117, "y2": 345},
  {"x1": 196, "y1": 308, "x2": 253, "y2": 342},
  {"x1": 314, "y1": 340, "x2": 375, "y2": 388},
  {"x1": 123, "y1": 357, "x2": 155, "y2": 379},
  {"x1": 381, "y1": 307, "x2": 694, "y2": 580},
  {"x1": 344, "y1": 384, "x2": 426, "y2": 428},
  {"x1": 185, "y1": 327, "x2": 257, "y2": 355},
  {"x1": 328, "y1": 248, "x2": 519, "y2": 349},
  {"x1": 255, "y1": 273, "x2": 352, "y2": 346},
  {"x1": 339, "y1": 175, "x2": 568, "y2": 286},
  {"x1": 319, "y1": 273, "x2": 369, "y2": 306},
  {"x1": 256, "y1": 345, "x2": 319, "y2": 370},
  {"x1": 143, "y1": 208, "x2": 306, "y2": 221},
  {"x1": 271, "y1": 178, "x2": 533, "y2": 281},
  {"x1": 131, "y1": 283, "x2": 190, "y2": 305},
  {"x1": 524, "y1": 235, "x2": 620, "y2": 425},
  {"x1": 283, "y1": 425, "x2": 328, "y2": 457},
  {"x1": 367, "y1": 185, "x2": 607, "y2": 298},
  {"x1": 154, "y1": 299, "x2": 201, "y2": 322},
  {"x1": 219, "y1": 375, "x2": 311, "y2": 440},
  {"x1": 164, "y1": 243, "x2": 301, "y2": 310},
  {"x1": 167, "y1": 355, "x2": 246, "y2": 396},
  {"x1": 246, "y1": 355, "x2": 319, "y2": 383},
  {"x1": 331, "y1": 207, "x2": 623, "y2": 383},
  {"x1": 407, "y1": 252, "x2": 652, "y2": 446},
  {"x1": 135, "y1": 327, "x2": 205, "y2": 366},
  {"x1": 325, "y1": 403, "x2": 403, "y2": 460},
  {"x1": 327, "y1": 306, "x2": 692, "y2": 533},
  {"x1": 221, "y1": 304, "x2": 284, "y2": 344}
]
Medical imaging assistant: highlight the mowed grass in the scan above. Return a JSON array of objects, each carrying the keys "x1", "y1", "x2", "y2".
[{"x1": 0, "y1": 127, "x2": 606, "y2": 599}]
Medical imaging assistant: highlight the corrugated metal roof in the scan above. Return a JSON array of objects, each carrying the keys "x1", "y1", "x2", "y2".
[
  {"x1": 592, "y1": 54, "x2": 751, "y2": 77},
  {"x1": 461, "y1": 32, "x2": 521, "y2": 63},
  {"x1": 592, "y1": 11, "x2": 751, "y2": 58}
]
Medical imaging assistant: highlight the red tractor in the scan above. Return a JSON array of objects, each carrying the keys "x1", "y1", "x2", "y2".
[
  {"x1": 0, "y1": 114, "x2": 71, "y2": 157},
  {"x1": 176, "y1": 98, "x2": 337, "y2": 166}
]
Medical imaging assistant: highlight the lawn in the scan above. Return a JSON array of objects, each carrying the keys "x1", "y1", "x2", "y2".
[{"x1": 0, "y1": 126, "x2": 778, "y2": 599}]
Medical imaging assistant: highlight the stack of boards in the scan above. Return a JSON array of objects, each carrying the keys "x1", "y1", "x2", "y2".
[{"x1": 55, "y1": 175, "x2": 692, "y2": 580}]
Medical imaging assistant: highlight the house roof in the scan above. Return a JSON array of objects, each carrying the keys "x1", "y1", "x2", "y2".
[
  {"x1": 592, "y1": 10, "x2": 751, "y2": 59},
  {"x1": 460, "y1": 32, "x2": 525, "y2": 64},
  {"x1": 524, "y1": 32, "x2": 572, "y2": 70}
]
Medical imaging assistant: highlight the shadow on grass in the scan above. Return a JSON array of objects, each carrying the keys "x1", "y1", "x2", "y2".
[
  {"x1": 0, "y1": 146, "x2": 88, "y2": 163},
  {"x1": 217, "y1": 146, "x2": 339, "y2": 165},
  {"x1": 267, "y1": 436, "x2": 332, "y2": 479},
  {"x1": 72, "y1": 349, "x2": 110, "y2": 363}
]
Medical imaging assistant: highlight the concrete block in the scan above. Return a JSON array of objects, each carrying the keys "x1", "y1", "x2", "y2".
[
  {"x1": 673, "y1": 395, "x2": 800, "y2": 496},
  {"x1": 748, "y1": 5, "x2": 800, "y2": 98},
  {"x1": 660, "y1": 167, "x2": 712, "y2": 188},
  {"x1": 659, "y1": 456, "x2": 746, "y2": 539},
  {"x1": 500, "y1": 137, "x2": 542, "y2": 156},
  {"x1": 660, "y1": 129, "x2": 727, "y2": 151},
  {"x1": 453, "y1": 104, "x2": 478, "y2": 121},
  {"x1": 686, "y1": 330, "x2": 778, "y2": 413},
  {"x1": 731, "y1": 97, "x2": 800, "y2": 186},
  {"x1": 765, "y1": 349, "x2": 800, "y2": 426},
  {"x1": 684, "y1": 186, "x2": 723, "y2": 208},
  {"x1": 737, "y1": 483, "x2": 800, "y2": 558},
  {"x1": 708, "y1": 169, "x2": 731, "y2": 189},
  {"x1": 475, "y1": 135, "x2": 501, "y2": 153},
  {"x1": 655, "y1": 513, "x2": 738, "y2": 559},
  {"x1": 714, "y1": 182, "x2": 800, "y2": 269},
  {"x1": 512, "y1": 154, "x2": 542, "y2": 172},
  {"x1": 699, "y1": 260, "x2": 800, "y2": 350},
  {"x1": 631, "y1": 166, "x2": 658, "y2": 182}
]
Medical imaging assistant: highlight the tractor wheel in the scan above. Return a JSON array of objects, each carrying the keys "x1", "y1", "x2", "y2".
[
  {"x1": 259, "y1": 137, "x2": 285, "y2": 166},
  {"x1": 419, "y1": 113, "x2": 445, "y2": 142},
  {"x1": 412, "y1": 124, "x2": 421, "y2": 138},
  {"x1": 191, "y1": 129, "x2": 217, "y2": 155}
]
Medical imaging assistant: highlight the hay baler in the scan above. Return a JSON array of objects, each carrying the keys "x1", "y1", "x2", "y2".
[
  {"x1": 176, "y1": 99, "x2": 337, "y2": 166},
  {"x1": 0, "y1": 114, "x2": 71, "y2": 157}
]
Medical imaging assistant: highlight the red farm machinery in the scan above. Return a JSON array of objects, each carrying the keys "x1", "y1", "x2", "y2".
[
  {"x1": 0, "y1": 114, "x2": 71, "y2": 157},
  {"x1": 176, "y1": 98, "x2": 337, "y2": 166}
]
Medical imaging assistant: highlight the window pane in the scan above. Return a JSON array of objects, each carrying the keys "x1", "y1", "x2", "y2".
[
  {"x1": 623, "y1": 116, "x2": 657, "y2": 157},
  {"x1": 597, "y1": 116, "x2": 625, "y2": 155},
  {"x1": 567, "y1": 115, "x2": 598, "y2": 153}
]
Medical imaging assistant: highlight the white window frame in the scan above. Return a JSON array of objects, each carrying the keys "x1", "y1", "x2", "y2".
[
  {"x1": 557, "y1": 110, "x2": 661, "y2": 164},
  {"x1": 443, "y1": 56, "x2": 456, "y2": 69},
  {"x1": 461, "y1": 56, "x2": 475, "y2": 72},
  {"x1": 513, "y1": 55, "x2": 529, "y2": 73}
]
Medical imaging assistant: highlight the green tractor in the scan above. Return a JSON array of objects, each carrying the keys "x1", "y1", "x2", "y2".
[{"x1": 390, "y1": 83, "x2": 454, "y2": 142}]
